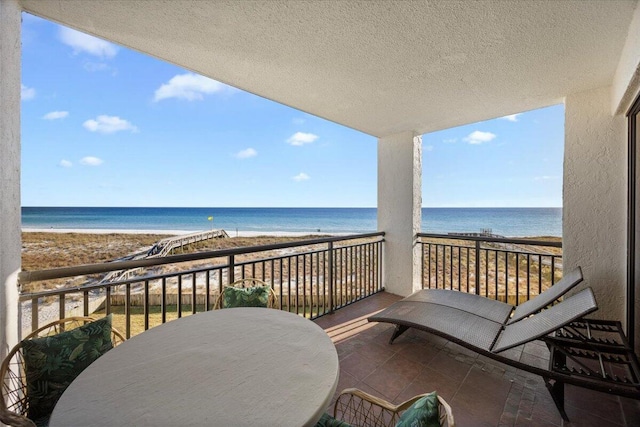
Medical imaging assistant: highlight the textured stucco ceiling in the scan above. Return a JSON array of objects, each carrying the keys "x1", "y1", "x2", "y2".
[{"x1": 21, "y1": 0, "x2": 639, "y2": 137}]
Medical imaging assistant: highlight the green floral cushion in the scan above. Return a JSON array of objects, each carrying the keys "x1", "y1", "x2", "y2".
[
  {"x1": 314, "y1": 412, "x2": 352, "y2": 427},
  {"x1": 222, "y1": 286, "x2": 270, "y2": 308},
  {"x1": 22, "y1": 315, "x2": 114, "y2": 422},
  {"x1": 395, "y1": 391, "x2": 440, "y2": 427}
]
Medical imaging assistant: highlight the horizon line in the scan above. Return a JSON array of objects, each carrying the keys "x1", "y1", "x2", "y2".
[{"x1": 22, "y1": 205, "x2": 563, "y2": 209}]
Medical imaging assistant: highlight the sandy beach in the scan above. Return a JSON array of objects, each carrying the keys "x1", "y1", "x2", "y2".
[
  {"x1": 20, "y1": 229, "x2": 344, "y2": 293},
  {"x1": 22, "y1": 228, "x2": 343, "y2": 238},
  {"x1": 20, "y1": 228, "x2": 355, "y2": 336}
]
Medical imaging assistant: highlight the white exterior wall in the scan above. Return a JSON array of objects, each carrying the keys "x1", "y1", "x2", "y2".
[
  {"x1": 564, "y1": 86, "x2": 627, "y2": 325},
  {"x1": 612, "y1": 0, "x2": 640, "y2": 115},
  {"x1": 0, "y1": 0, "x2": 21, "y2": 368},
  {"x1": 378, "y1": 132, "x2": 422, "y2": 296}
]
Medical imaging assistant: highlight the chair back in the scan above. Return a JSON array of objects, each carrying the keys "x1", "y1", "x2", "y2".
[
  {"x1": 492, "y1": 287, "x2": 597, "y2": 353},
  {"x1": 508, "y1": 266, "x2": 583, "y2": 324},
  {"x1": 333, "y1": 388, "x2": 455, "y2": 427},
  {"x1": 214, "y1": 278, "x2": 278, "y2": 309},
  {"x1": 0, "y1": 317, "x2": 125, "y2": 427}
]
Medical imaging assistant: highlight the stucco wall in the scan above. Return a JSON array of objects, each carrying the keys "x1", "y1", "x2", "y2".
[
  {"x1": 612, "y1": 0, "x2": 640, "y2": 115},
  {"x1": 0, "y1": 0, "x2": 22, "y2": 366},
  {"x1": 378, "y1": 132, "x2": 422, "y2": 296},
  {"x1": 564, "y1": 86, "x2": 626, "y2": 325}
]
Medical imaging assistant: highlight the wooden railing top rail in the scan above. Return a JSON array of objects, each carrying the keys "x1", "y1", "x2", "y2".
[
  {"x1": 417, "y1": 232, "x2": 562, "y2": 248},
  {"x1": 18, "y1": 232, "x2": 385, "y2": 285}
]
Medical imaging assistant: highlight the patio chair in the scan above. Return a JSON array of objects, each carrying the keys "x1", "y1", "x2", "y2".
[
  {"x1": 213, "y1": 278, "x2": 278, "y2": 309},
  {"x1": 0, "y1": 316, "x2": 125, "y2": 427},
  {"x1": 369, "y1": 280, "x2": 640, "y2": 421},
  {"x1": 323, "y1": 388, "x2": 454, "y2": 427}
]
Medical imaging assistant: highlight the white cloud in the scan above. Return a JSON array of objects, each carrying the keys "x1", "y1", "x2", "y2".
[
  {"x1": 292, "y1": 118, "x2": 306, "y2": 125},
  {"x1": 21, "y1": 84, "x2": 36, "y2": 101},
  {"x1": 83, "y1": 115, "x2": 138, "y2": 134},
  {"x1": 59, "y1": 159, "x2": 73, "y2": 168},
  {"x1": 443, "y1": 138, "x2": 457, "y2": 144},
  {"x1": 80, "y1": 156, "x2": 103, "y2": 166},
  {"x1": 425, "y1": 145, "x2": 434, "y2": 151},
  {"x1": 59, "y1": 27, "x2": 118, "y2": 58},
  {"x1": 83, "y1": 61, "x2": 109, "y2": 72},
  {"x1": 287, "y1": 132, "x2": 318, "y2": 146},
  {"x1": 500, "y1": 114, "x2": 521, "y2": 122},
  {"x1": 43, "y1": 111, "x2": 69, "y2": 120},
  {"x1": 236, "y1": 148, "x2": 257, "y2": 159},
  {"x1": 464, "y1": 130, "x2": 496, "y2": 145},
  {"x1": 293, "y1": 172, "x2": 310, "y2": 182},
  {"x1": 534, "y1": 175, "x2": 558, "y2": 181},
  {"x1": 154, "y1": 73, "x2": 230, "y2": 102}
]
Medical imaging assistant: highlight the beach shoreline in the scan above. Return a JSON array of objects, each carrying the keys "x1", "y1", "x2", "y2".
[{"x1": 21, "y1": 227, "x2": 348, "y2": 238}]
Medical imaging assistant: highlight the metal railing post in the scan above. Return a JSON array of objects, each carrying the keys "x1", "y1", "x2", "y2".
[
  {"x1": 475, "y1": 240, "x2": 481, "y2": 295},
  {"x1": 31, "y1": 297, "x2": 39, "y2": 332},
  {"x1": 421, "y1": 242, "x2": 425, "y2": 288},
  {"x1": 328, "y1": 241, "x2": 334, "y2": 314},
  {"x1": 229, "y1": 254, "x2": 235, "y2": 284}
]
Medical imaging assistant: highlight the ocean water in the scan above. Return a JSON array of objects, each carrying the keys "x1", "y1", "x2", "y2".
[{"x1": 21, "y1": 207, "x2": 562, "y2": 237}]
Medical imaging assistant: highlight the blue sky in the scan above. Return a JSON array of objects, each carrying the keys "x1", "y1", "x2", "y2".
[{"x1": 21, "y1": 13, "x2": 563, "y2": 208}]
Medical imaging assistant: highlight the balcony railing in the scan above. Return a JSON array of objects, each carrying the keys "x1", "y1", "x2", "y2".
[
  {"x1": 417, "y1": 233, "x2": 562, "y2": 305},
  {"x1": 18, "y1": 233, "x2": 384, "y2": 338}
]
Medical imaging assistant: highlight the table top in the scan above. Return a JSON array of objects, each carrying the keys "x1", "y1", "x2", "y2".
[{"x1": 49, "y1": 308, "x2": 339, "y2": 427}]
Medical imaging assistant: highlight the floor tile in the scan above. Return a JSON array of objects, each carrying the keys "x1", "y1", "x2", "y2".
[
  {"x1": 314, "y1": 292, "x2": 638, "y2": 426},
  {"x1": 340, "y1": 351, "x2": 382, "y2": 380},
  {"x1": 397, "y1": 365, "x2": 462, "y2": 403}
]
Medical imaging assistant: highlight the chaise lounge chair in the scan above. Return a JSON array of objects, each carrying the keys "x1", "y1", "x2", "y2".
[{"x1": 368, "y1": 267, "x2": 640, "y2": 421}]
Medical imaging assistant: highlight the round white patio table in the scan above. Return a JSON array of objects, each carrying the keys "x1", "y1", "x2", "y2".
[{"x1": 49, "y1": 308, "x2": 339, "y2": 427}]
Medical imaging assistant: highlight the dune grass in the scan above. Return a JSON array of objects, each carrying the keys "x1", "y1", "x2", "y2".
[{"x1": 20, "y1": 232, "x2": 325, "y2": 293}]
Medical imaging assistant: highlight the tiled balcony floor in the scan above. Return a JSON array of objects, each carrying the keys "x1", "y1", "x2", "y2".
[{"x1": 314, "y1": 292, "x2": 640, "y2": 426}]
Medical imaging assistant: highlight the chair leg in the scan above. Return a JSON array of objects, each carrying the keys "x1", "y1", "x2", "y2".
[
  {"x1": 545, "y1": 340, "x2": 570, "y2": 421},
  {"x1": 544, "y1": 377, "x2": 569, "y2": 422},
  {"x1": 389, "y1": 325, "x2": 409, "y2": 344}
]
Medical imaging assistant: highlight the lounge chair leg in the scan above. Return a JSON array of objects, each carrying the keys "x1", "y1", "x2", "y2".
[
  {"x1": 389, "y1": 325, "x2": 409, "y2": 344},
  {"x1": 544, "y1": 378, "x2": 569, "y2": 422}
]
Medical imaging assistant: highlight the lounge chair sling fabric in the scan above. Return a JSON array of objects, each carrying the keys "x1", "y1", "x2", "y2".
[
  {"x1": 508, "y1": 266, "x2": 584, "y2": 324},
  {"x1": 492, "y1": 288, "x2": 597, "y2": 352},
  {"x1": 371, "y1": 288, "x2": 597, "y2": 354},
  {"x1": 397, "y1": 267, "x2": 583, "y2": 328},
  {"x1": 368, "y1": 271, "x2": 640, "y2": 422},
  {"x1": 402, "y1": 288, "x2": 513, "y2": 324},
  {"x1": 372, "y1": 296, "x2": 505, "y2": 351}
]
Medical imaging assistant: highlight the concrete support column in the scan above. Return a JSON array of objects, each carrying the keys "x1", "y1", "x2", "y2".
[
  {"x1": 564, "y1": 86, "x2": 626, "y2": 326},
  {"x1": 378, "y1": 131, "x2": 422, "y2": 296},
  {"x1": 0, "y1": 0, "x2": 22, "y2": 363}
]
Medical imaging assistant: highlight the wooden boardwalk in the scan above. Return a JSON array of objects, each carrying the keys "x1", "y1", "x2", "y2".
[
  {"x1": 102, "y1": 229, "x2": 229, "y2": 283},
  {"x1": 147, "y1": 229, "x2": 229, "y2": 257}
]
